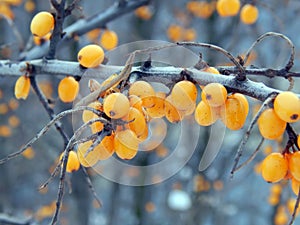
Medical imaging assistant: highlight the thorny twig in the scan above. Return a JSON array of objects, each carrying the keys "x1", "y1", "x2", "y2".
[
  {"x1": 288, "y1": 186, "x2": 300, "y2": 225},
  {"x1": 230, "y1": 94, "x2": 277, "y2": 177}
]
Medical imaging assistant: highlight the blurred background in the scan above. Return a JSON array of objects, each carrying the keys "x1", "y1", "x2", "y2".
[{"x1": 1, "y1": 0, "x2": 300, "y2": 224}]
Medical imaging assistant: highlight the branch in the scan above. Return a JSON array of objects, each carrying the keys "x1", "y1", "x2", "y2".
[
  {"x1": 0, "y1": 214, "x2": 31, "y2": 225},
  {"x1": 20, "y1": 0, "x2": 150, "y2": 60}
]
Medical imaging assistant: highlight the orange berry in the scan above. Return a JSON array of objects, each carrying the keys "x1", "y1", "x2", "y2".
[
  {"x1": 103, "y1": 93, "x2": 130, "y2": 119},
  {"x1": 82, "y1": 101, "x2": 104, "y2": 133},
  {"x1": 194, "y1": 101, "x2": 219, "y2": 126},
  {"x1": 220, "y1": 93, "x2": 248, "y2": 130},
  {"x1": 24, "y1": 0, "x2": 35, "y2": 13},
  {"x1": 114, "y1": 129, "x2": 140, "y2": 160},
  {"x1": 287, "y1": 198, "x2": 300, "y2": 215},
  {"x1": 14, "y1": 75, "x2": 30, "y2": 100},
  {"x1": 167, "y1": 24, "x2": 183, "y2": 42},
  {"x1": 146, "y1": 92, "x2": 166, "y2": 118},
  {"x1": 261, "y1": 153, "x2": 288, "y2": 183},
  {"x1": 60, "y1": 151, "x2": 80, "y2": 173},
  {"x1": 202, "y1": 83, "x2": 227, "y2": 107},
  {"x1": 298, "y1": 135, "x2": 300, "y2": 148},
  {"x1": 291, "y1": 178, "x2": 300, "y2": 195},
  {"x1": 135, "y1": 6, "x2": 153, "y2": 20},
  {"x1": 183, "y1": 28, "x2": 197, "y2": 41},
  {"x1": 124, "y1": 107, "x2": 147, "y2": 137},
  {"x1": 258, "y1": 108, "x2": 286, "y2": 140},
  {"x1": 30, "y1": 11, "x2": 54, "y2": 37},
  {"x1": 240, "y1": 4, "x2": 259, "y2": 25},
  {"x1": 274, "y1": 91, "x2": 300, "y2": 123},
  {"x1": 129, "y1": 95, "x2": 143, "y2": 112},
  {"x1": 164, "y1": 95, "x2": 183, "y2": 123},
  {"x1": 100, "y1": 29, "x2": 118, "y2": 50},
  {"x1": 186, "y1": 1, "x2": 215, "y2": 19},
  {"x1": 216, "y1": 0, "x2": 240, "y2": 17},
  {"x1": 77, "y1": 44, "x2": 105, "y2": 68},
  {"x1": 129, "y1": 81, "x2": 155, "y2": 108},
  {"x1": 58, "y1": 76, "x2": 79, "y2": 103},
  {"x1": 274, "y1": 210, "x2": 288, "y2": 225},
  {"x1": 171, "y1": 80, "x2": 198, "y2": 111},
  {"x1": 288, "y1": 151, "x2": 300, "y2": 181}
]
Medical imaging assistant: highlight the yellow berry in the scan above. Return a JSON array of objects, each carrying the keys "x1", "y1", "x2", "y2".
[
  {"x1": 24, "y1": 0, "x2": 35, "y2": 13},
  {"x1": 129, "y1": 95, "x2": 143, "y2": 112},
  {"x1": 240, "y1": 4, "x2": 259, "y2": 25},
  {"x1": 291, "y1": 178, "x2": 300, "y2": 195},
  {"x1": 167, "y1": 24, "x2": 183, "y2": 42},
  {"x1": 100, "y1": 29, "x2": 118, "y2": 50},
  {"x1": 261, "y1": 153, "x2": 288, "y2": 183},
  {"x1": 216, "y1": 0, "x2": 240, "y2": 17},
  {"x1": 288, "y1": 151, "x2": 300, "y2": 181},
  {"x1": 195, "y1": 101, "x2": 220, "y2": 126},
  {"x1": 103, "y1": 93, "x2": 130, "y2": 119},
  {"x1": 30, "y1": 11, "x2": 54, "y2": 37},
  {"x1": 171, "y1": 80, "x2": 198, "y2": 111},
  {"x1": 202, "y1": 83, "x2": 227, "y2": 107},
  {"x1": 58, "y1": 76, "x2": 79, "y2": 103},
  {"x1": 82, "y1": 101, "x2": 104, "y2": 133},
  {"x1": 124, "y1": 107, "x2": 147, "y2": 137},
  {"x1": 114, "y1": 129, "x2": 140, "y2": 160},
  {"x1": 164, "y1": 95, "x2": 183, "y2": 123},
  {"x1": 60, "y1": 151, "x2": 80, "y2": 173},
  {"x1": 186, "y1": 1, "x2": 215, "y2": 19},
  {"x1": 77, "y1": 44, "x2": 105, "y2": 68},
  {"x1": 135, "y1": 6, "x2": 153, "y2": 20},
  {"x1": 258, "y1": 108, "x2": 286, "y2": 140},
  {"x1": 14, "y1": 75, "x2": 30, "y2": 100},
  {"x1": 183, "y1": 28, "x2": 197, "y2": 41},
  {"x1": 129, "y1": 81, "x2": 155, "y2": 108},
  {"x1": 146, "y1": 92, "x2": 166, "y2": 118},
  {"x1": 274, "y1": 91, "x2": 300, "y2": 123}
]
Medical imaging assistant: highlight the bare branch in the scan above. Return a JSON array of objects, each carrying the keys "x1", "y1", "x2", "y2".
[
  {"x1": 288, "y1": 186, "x2": 300, "y2": 225},
  {"x1": 0, "y1": 213, "x2": 30, "y2": 225}
]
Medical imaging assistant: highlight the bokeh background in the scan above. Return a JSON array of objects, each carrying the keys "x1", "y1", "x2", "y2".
[{"x1": 1, "y1": 0, "x2": 300, "y2": 224}]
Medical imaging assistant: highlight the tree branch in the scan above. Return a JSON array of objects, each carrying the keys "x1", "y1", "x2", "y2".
[{"x1": 20, "y1": 0, "x2": 150, "y2": 60}]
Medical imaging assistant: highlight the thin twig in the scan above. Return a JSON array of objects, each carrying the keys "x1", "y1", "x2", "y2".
[
  {"x1": 230, "y1": 94, "x2": 277, "y2": 177},
  {"x1": 243, "y1": 32, "x2": 295, "y2": 71},
  {"x1": 0, "y1": 106, "x2": 102, "y2": 164},
  {"x1": 288, "y1": 186, "x2": 300, "y2": 225},
  {"x1": 234, "y1": 137, "x2": 265, "y2": 172},
  {"x1": 39, "y1": 160, "x2": 62, "y2": 190},
  {"x1": 81, "y1": 167, "x2": 103, "y2": 207},
  {"x1": 30, "y1": 76, "x2": 69, "y2": 146}
]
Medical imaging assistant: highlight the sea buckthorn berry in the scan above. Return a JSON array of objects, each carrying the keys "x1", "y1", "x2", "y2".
[
  {"x1": 291, "y1": 178, "x2": 300, "y2": 195},
  {"x1": 287, "y1": 198, "x2": 300, "y2": 215},
  {"x1": 14, "y1": 75, "x2": 30, "y2": 100},
  {"x1": 25, "y1": 0, "x2": 35, "y2": 13},
  {"x1": 297, "y1": 135, "x2": 300, "y2": 148},
  {"x1": 258, "y1": 108, "x2": 286, "y2": 140},
  {"x1": 183, "y1": 28, "x2": 197, "y2": 41},
  {"x1": 82, "y1": 101, "x2": 104, "y2": 133},
  {"x1": 261, "y1": 153, "x2": 288, "y2": 183},
  {"x1": 82, "y1": 101, "x2": 103, "y2": 123},
  {"x1": 216, "y1": 0, "x2": 240, "y2": 17},
  {"x1": 167, "y1": 24, "x2": 183, "y2": 42},
  {"x1": 164, "y1": 96, "x2": 183, "y2": 123},
  {"x1": 288, "y1": 151, "x2": 300, "y2": 181},
  {"x1": 33, "y1": 32, "x2": 51, "y2": 46},
  {"x1": 274, "y1": 91, "x2": 300, "y2": 123},
  {"x1": 240, "y1": 4, "x2": 259, "y2": 25},
  {"x1": 171, "y1": 80, "x2": 197, "y2": 111},
  {"x1": 186, "y1": 1, "x2": 215, "y2": 19},
  {"x1": 59, "y1": 151, "x2": 80, "y2": 173},
  {"x1": 30, "y1": 11, "x2": 54, "y2": 37},
  {"x1": 129, "y1": 95, "x2": 143, "y2": 112},
  {"x1": 124, "y1": 107, "x2": 147, "y2": 137},
  {"x1": 230, "y1": 93, "x2": 249, "y2": 117},
  {"x1": 114, "y1": 129, "x2": 140, "y2": 160},
  {"x1": 220, "y1": 96, "x2": 247, "y2": 130},
  {"x1": 146, "y1": 92, "x2": 166, "y2": 118},
  {"x1": 274, "y1": 209, "x2": 288, "y2": 225},
  {"x1": 135, "y1": 6, "x2": 153, "y2": 20},
  {"x1": 58, "y1": 76, "x2": 79, "y2": 103},
  {"x1": 77, "y1": 136, "x2": 114, "y2": 167},
  {"x1": 202, "y1": 83, "x2": 227, "y2": 107},
  {"x1": 195, "y1": 101, "x2": 219, "y2": 126},
  {"x1": 77, "y1": 44, "x2": 105, "y2": 68},
  {"x1": 100, "y1": 29, "x2": 118, "y2": 50},
  {"x1": 129, "y1": 81, "x2": 155, "y2": 108},
  {"x1": 103, "y1": 93, "x2": 130, "y2": 119}
]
